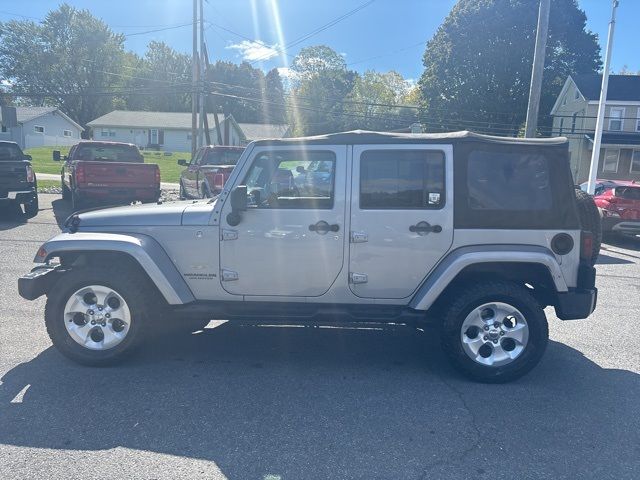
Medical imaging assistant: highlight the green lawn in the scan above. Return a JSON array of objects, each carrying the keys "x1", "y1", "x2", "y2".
[
  {"x1": 25, "y1": 146, "x2": 187, "y2": 184},
  {"x1": 36, "y1": 179, "x2": 62, "y2": 191}
]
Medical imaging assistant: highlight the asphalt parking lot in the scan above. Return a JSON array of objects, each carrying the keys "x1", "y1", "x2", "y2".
[{"x1": 1, "y1": 194, "x2": 639, "y2": 480}]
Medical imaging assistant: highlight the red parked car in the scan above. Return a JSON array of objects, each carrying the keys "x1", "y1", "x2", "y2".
[
  {"x1": 56, "y1": 141, "x2": 161, "y2": 210},
  {"x1": 178, "y1": 145, "x2": 244, "y2": 199},
  {"x1": 581, "y1": 180, "x2": 640, "y2": 235}
]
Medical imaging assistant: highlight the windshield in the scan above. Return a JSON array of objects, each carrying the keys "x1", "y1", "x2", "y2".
[
  {"x1": 74, "y1": 144, "x2": 143, "y2": 162},
  {"x1": 202, "y1": 149, "x2": 243, "y2": 166},
  {"x1": 0, "y1": 143, "x2": 24, "y2": 161}
]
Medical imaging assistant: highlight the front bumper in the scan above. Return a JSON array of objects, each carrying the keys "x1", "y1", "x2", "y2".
[{"x1": 18, "y1": 265, "x2": 64, "y2": 300}]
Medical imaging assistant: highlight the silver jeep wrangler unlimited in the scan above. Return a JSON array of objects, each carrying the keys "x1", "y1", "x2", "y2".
[{"x1": 19, "y1": 131, "x2": 598, "y2": 383}]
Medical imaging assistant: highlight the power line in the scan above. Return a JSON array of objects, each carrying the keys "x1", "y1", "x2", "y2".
[{"x1": 123, "y1": 22, "x2": 194, "y2": 37}]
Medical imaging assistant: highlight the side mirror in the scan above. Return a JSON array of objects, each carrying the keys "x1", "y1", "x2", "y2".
[
  {"x1": 52, "y1": 150, "x2": 61, "y2": 161},
  {"x1": 227, "y1": 185, "x2": 247, "y2": 226},
  {"x1": 296, "y1": 165, "x2": 306, "y2": 173},
  {"x1": 23, "y1": 154, "x2": 32, "y2": 161},
  {"x1": 177, "y1": 159, "x2": 187, "y2": 166}
]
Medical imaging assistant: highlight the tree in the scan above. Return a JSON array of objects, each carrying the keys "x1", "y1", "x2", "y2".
[
  {"x1": 418, "y1": 0, "x2": 601, "y2": 136},
  {"x1": 289, "y1": 45, "x2": 356, "y2": 135},
  {"x1": 344, "y1": 70, "x2": 417, "y2": 131},
  {"x1": 0, "y1": 3, "x2": 126, "y2": 127}
]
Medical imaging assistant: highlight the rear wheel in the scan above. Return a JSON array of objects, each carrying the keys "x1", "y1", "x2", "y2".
[
  {"x1": 71, "y1": 190, "x2": 83, "y2": 211},
  {"x1": 45, "y1": 265, "x2": 158, "y2": 366},
  {"x1": 61, "y1": 177, "x2": 70, "y2": 200},
  {"x1": 440, "y1": 280, "x2": 548, "y2": 383},
  {"x1": 575, "y1": 188, "x2": 602, "y2": 265}
]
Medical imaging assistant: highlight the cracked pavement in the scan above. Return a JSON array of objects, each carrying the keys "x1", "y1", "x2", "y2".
[{"x1": 1, "y1": 195, "x2": 639, "y2": 479}]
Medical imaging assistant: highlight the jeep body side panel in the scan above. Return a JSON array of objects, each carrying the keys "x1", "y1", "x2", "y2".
[
  {"x1": 35, "y1": 232, "x2": 194, "y2": 305},
  {"x1": 409, "y1": 245, "x2": 567, "y2": 311}
]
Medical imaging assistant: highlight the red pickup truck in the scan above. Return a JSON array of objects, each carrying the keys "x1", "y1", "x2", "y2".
[
  {"x1": 56, "y1": 141, "x2": 160, "y2": 210},
  {"x1": 178, "y1": 145, "x2": 244, "y2": 199}
]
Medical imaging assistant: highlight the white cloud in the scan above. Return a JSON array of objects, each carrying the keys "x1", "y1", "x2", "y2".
[{"x1": 226, "y1": 40, "x2": 279, "y2": 62}]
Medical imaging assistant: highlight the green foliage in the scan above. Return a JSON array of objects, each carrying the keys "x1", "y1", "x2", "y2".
[
  {"x1": 0, "y1": 3, "x2": 126, "y2": 127},
  {"x1": 418, "y1": 0, "x2": 601, "y2": 135}
]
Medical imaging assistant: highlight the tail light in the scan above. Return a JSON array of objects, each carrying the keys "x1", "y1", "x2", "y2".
[
  {"x1": 75, "y1": 163, "x2": 86, "y2": 184},
  {"x1": 213, "y1": 173, "x2": 225, "y2": 191},
  {"x1": 580, "y1": 231, "x2": 594, "y2": 261},
  {"x1": 25, "y1": 165, "x2": 35, "y2": 183},
  {"x1": 155, "y1": 167, "x2": 161, "y2": 184}
]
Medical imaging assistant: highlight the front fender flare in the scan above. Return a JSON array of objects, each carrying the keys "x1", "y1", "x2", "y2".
[
  {"x1": 409, "y1": 245, "x2": 567, "y2": 311},
  {"x1": 35, "y1": 232, "x2": 195, "y2": 305}
]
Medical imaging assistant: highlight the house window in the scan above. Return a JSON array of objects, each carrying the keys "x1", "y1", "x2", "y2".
[
  {"x1": 101, "y1": 128, "x2": 116, "y2": 137},
  {"x1": 149, "y1": 129, "x2": 164, "y2": 145},
  {"x1": 608, "y1": 107, "x2": 624, "y2": 131},
  {"x1": 631, "y1": 150, "x2": 640, "y2": 174},
  {"x1": 63, "y1": 129, "x2": 72, "y2": 137},
  {"x1": 636, "y1": 108, "x2": 640, "y2": 132},
  {"x1": 602, "y1": 148, "x2": 620, "y2": 173},
  {"x1": 34, "y1": 125, "x2": 45, "y2": 134}
]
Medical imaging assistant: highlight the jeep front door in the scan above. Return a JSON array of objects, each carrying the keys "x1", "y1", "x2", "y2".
[
  {"x1": 349, "y1": 145, "x2": 454, "y2": 299},
  {"x1": 219, "y1": 146, "x2": 346, "y2": 297}
]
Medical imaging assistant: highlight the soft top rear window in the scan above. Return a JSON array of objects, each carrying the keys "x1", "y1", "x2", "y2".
[
  {"x1": 0, "y1": 143, "x2": 23, "y2": 161},
  {"x1": 203, "y1": 149, "x2": 243, "y2": 166},
  {"x1": 74, "y1": 144, "x2": 142, "y2": 162}
]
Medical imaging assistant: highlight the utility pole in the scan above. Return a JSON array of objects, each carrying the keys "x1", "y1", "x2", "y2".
[
  {"x1": 191, "y1": 0, "x2": 198, "y2": 157},
  {"x1": 198, "y1": 0, "x2": 206, "y2": 147},
  {"x1": 586, "y1": 0, "x2": 620, "y2": 194},
  {"x1": 524, "y1": 0, "x2": 550, "y2": 138}
]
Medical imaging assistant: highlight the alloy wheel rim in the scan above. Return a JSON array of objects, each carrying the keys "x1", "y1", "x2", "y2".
[
  {"x1": 460, "y1": 302, "x2": 529, "y2": 367},
  {"x1": 63, "y1": 285, "x2": 132, "y2": 351}
]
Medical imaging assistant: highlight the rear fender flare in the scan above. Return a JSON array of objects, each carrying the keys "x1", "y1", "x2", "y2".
[
  {"x1": 35, "y1": 232, "x2": 194, "y2": 305},
  {"x1": 410, "y1": 245, "x2": 567, "y2": 311}
]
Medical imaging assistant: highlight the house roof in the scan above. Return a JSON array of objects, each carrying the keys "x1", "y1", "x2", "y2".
[
  {"x1": 15, "y1": 106, "x2": 84, "y2": 131},
  {"x1": 238, "y1": 122, "x2": 290, "y2": 141},
  {"x1": 573, "y1": 74, "x2": 640, "y2": 102},
  {"x1": 87, "y1": 110, "x2": 229, "y2": 130}
]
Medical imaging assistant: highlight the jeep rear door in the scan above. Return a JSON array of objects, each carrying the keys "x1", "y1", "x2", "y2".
[
  {"x1": 219, "y1": 146, "x2": 347, "y2": 297},
  {"x1": 349, "y1": 145, "x2": 454, "y2": 299}
]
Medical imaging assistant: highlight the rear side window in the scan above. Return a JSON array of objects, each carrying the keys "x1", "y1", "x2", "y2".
[
  {"x1": 467, "y1": 151, "x2": 551, "y2": 211},
  {"x1": 360, "y1": 150, "x2": 445, "y2": 209},
  {"x1": 203, "y1": 149, "x2": 243, "y2": 166},
  {"x1": 616, "y1": 187, "x2": 640, "y2": 200}
]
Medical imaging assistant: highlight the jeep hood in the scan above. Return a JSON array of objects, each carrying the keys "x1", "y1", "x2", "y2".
[{"x1": 76, "y1": 200, "x2": 216, "y2": 227}]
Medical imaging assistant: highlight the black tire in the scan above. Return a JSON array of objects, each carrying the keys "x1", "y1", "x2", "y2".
[
  {"x1": 44, "y1": 264, "x2": 159, "y2": 366},
  {"x1": 574, "y1": 188, "x2": 601, "y2": 265},
  {"x1": 23, "y1": 194, "x2": 39, "y2": 218},
  {"x1": 440, "y1": 280, "x2": 549, "y2": 383}
]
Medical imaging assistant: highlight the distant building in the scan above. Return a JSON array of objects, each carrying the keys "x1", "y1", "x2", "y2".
[
  {"x1": 0, "y1": 106, "x2": 83, "y2": 149},
  {"x1": 551, "y1": 74, "x2": 640, "y2": 182},
  {"x1": 86, "y1": 110, "x2": 291, "y2": 153}
]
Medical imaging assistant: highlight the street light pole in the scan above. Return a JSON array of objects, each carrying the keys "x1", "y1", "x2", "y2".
[
  {"x1": 524, "y1": 0, "x2": 550, "y2": 138},
  {"x1": 586, "y1": 0, "x2": 620, "y2": 195}
]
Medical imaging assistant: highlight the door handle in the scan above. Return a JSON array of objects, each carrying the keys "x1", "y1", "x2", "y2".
[
  {"x1": 309, "y1": 220, "x2": 339, "y2": 234},
  {"x1": 409, "y1": 221, "x2": 442, "y2": 234}
]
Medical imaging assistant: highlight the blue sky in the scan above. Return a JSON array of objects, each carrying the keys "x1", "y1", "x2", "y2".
[{"x1": 0, "y1": 0, "x2": 637, "y2": 81}]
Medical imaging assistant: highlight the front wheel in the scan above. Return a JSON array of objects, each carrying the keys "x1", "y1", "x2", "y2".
[
  {"x1": 44, "y1": 266, "x2": 157, "y2": 366},
  {"x1": 23, "y1": 195, "x2": 39, "y2": 218},
  {"x1": 440, "y1": 280, "x2": 548, "y2": 383}
]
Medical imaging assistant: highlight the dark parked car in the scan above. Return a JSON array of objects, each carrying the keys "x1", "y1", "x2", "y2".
[
  {"x1": 0, "y1": 141, "x2": 38, "y2": 217},
  {"x1": 56, "y1": 141, "x2": 161, "y2": 210},
  {"x1": 178, "y1": 145, "x2": 244, "y2": 199}
]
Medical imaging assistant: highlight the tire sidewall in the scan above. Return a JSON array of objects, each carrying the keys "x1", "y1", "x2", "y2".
[
  {"x1": 46, "y1": 271, "x2": 147, "y2": 365},
  {"x1": 443, "y1": 288, "x2": 548, "y2": 383}
]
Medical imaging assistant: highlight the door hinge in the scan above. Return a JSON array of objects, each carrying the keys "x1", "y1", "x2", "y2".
[
  {"x1": 221, "y1": 269, "x2": 239, "y2": 282},
  {"x1": 350, "y1": 231, "x2": 368, "y2": 243},
  {"x1": 222, "y1": 229, "x2": 238, "y2": 241},
  {"x1": 350, "y1": 272, "x2": 368, "y2": 284}
]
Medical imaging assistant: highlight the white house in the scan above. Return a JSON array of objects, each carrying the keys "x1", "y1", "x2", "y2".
[
  {"x1": 551, "y1": 74, "x2": 640, "y2": 182},
  {"x1": 0, "y1": 106, "x2": 83, "y2": 149},
  {"x1": 86, "y1": 110, "x2": 291, "y2": 152}
]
